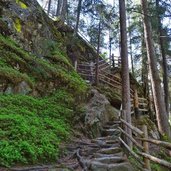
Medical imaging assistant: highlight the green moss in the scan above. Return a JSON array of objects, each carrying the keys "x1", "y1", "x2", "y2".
[
  {"x1": 0, "y1": 34, "x2": 87, "y2": 94},
  {"x1": 16, "y1": 0, "x2": 28, "y2": 9},
  {"x1": 0, "y1": 89, "x2": 74, "y2": 166},
  {"x1": 0, "y1": 67, "x2": 34, "y2": 88},
  {"x1": 14, "y1": 18, "x2": 21, "y2": 33}
]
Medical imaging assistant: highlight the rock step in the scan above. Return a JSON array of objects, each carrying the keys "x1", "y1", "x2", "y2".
[
  {"x1": 98, "y1": 147, "x2": 122, "y2": 154},
  {"x1": 93, "y1": 152, "x2": 124, "y2": 158},
  {"x1": 101, "y1": 129, "x2": 120, "y2": 136},
  {"x1": 92, "y1": 137, "x2": 119, "y2": 142},
  {"x1": 93, "y1": 156, "x2": 127, "y2": 164},
  {"x1": 105, "y1": 121, "x2": 121, "y2": 126},
  {"x1": 103, "y1": 124, "x2": 120, "y2": 129},
  {"x1": 100, "y1": 143, "x2": 120, "y2": 148},
  {"x1": 87, "y1": 161, "x2": 134, "y2": 171}
]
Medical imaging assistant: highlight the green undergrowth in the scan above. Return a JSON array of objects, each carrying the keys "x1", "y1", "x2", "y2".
[
  {"x1": 0, "y1": 34, "x2": 87, "y2": 94},
  {"x1": 0, "y1": 89, "x2": 75, "y2": 167},
  {"x1": 0, "y1": 32, "x2": 88, "y2": 167}
]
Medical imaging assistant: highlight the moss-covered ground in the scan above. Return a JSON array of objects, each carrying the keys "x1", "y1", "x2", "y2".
[{"x1": 0, "y1": 33, "x2": 88, "y2": 167}]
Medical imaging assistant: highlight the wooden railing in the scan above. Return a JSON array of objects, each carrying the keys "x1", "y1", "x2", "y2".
[
  {"x1": 111, "y1": 55, "x2": 121, "y2": 68},
  {"x1": 119, "y1": 109, "x2": 171, "y2": 171}
]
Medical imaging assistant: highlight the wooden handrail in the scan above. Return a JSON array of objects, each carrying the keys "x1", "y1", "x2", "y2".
[
  {"x1": 119, "y1": 127, "x2": 144, "y2": 150},
  {"x1": 137, "y1": 152, "x2": 171, "y2": 169},
  {"x1": 136, "y1": 138, "x2": 171, "y2": 150},
  {"x1": 119, "y1": 137, "x2": 144, "y2": 165},
  {"x1": 120, "y1": 118, "x2": 144, "y2": 136},
  {"x1": 120, "y1": 109, "x2": 171, "y2": 170}
]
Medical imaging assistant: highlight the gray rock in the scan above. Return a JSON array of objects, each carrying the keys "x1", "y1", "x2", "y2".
[
  {"x1": 85, "y1": 89, "x2": 118, "y2": 138},
  {"x1": 89, "y1": 161, "x2": 135, "y2": 171}
]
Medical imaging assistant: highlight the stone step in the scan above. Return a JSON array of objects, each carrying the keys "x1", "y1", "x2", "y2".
[
  {"x1": 93, "y1": 136, "x2": 119, "y2": 142},
  {"x1": 105, "y1": 121, "x2": 121, "y2": 126},
  {"x1": 87, "y1": 161, "x2": 134, "y2": 171},
  {"x1": 105, "y1": 139, "x2": 120, "y2": 144},
  {"x1": 103, "y1": 124, "x2": 120, "y2": 129},
  {"x1": 93, "y1": 156, "x2": 126, "y2": 164},
  {"x1": 100, "y1": 143, "x2": 120, "y2": 148},
  {"x1": 98, "y1": 147, "x2": 122, "y2": 154},
  {"x1": 93, "y1": 152, "x2": 124, "y2": 158},
  {"x1": 101, "y1": 129, "x2": 120, "y2": 136}
]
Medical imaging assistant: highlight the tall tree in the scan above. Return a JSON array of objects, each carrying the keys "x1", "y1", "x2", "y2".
[
  {"x1": 75, "y1": 0, "x2": 83, "y2": 33},
  {"x1": 119, "y1": 0, "x2": 132, "y2": 148},
  {"x1": 47, "y1": 0, "x2": 52, "y2": 15},
  {"x1": 56, "y1": 0, "x2": 62, "y2": 16},
  {"x1": 156, "y1": 0, "x2": 170, "y2": 115},
  {"x1": 95, "y1": 19, "x2": 101, "y2": 86},
  {"x1": 60, "y1": 0, "x2": 67, "y2": 21},
  {"x1": 141, "y1": 0, "x2": 171, "y2": 137}
]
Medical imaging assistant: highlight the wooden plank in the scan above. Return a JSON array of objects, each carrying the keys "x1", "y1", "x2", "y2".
[
  {"x1": 120, "y1": 119, "x2": 144, "y2": 136},
  {"x1": 99, "y1": 79, "x2": 122, "y2": 90},
  {"x1": 139, "y1": 103, "x2": 148, "y2": 106},
  {"x1": 119, "y1": 137, "x2": 144, "y2": 165},
  {"x1": 119, "y1": 127, "x2": 144, "y2": 150},
  {"x1": 99, "y1": 73, "x2": 121, "y2": 84},
  {"x1": 100, "y1": 65, "x2": 110, "y2": 71},
  {"x1": 78, "y1": 63, "x2": 94, "y2": 67},
  {"x1": 139, "y1": 109, "x2": 148, "y2": 112},
  {"x1": 136, "y1": 138, "x2": 171, "y2": 150},
  {"x1": 137, "y1": 152, "x2": 171, "y2": 169},
  {"x1": 99, "y1": 74, "x2": 122, "y2": 86},
  {"x1": 138, "y1": 97, "x2": 148, "y2": 101}
]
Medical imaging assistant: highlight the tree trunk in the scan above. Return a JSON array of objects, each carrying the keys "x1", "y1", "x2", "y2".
[
  {"x1": 56, "y1": 0, "x2": 62, "y2": 16},
  {"x1": 95, "y1": 20, "x2": 101, "y2": 86},
  {"x1": 75, "y1": 0, "x2": 82, "y2": 33},
  {"x1": 61, "y1": 0, "x2": 67, "y2": 21},
  {"x1": 156, "y1": 0, "x2": 170, "y2": 115},
  {"x1": 141, "y1": 0, "x2": 171, "y2": 137},
  {"x1": 47, "y1": 0, "x2": 52, "y2": 15},
  {"x1": 128, "y1": 17, "x2": 134, "y2": 76},
  {"x1": 119, "y1": 0, "x2": 132, "y2": 148}
]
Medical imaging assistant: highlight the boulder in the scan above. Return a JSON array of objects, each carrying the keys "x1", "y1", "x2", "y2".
[{"x1": 85, "y1": 89, "x2": 119, "y2": 138}]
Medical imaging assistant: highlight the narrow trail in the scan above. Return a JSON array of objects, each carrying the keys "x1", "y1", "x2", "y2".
[{"x1": 9, "y1": 121, "x2": 135, "y2": 171}]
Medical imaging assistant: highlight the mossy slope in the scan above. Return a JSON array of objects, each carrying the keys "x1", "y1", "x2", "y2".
[{"x1": 0, "y1": 33, "x2": 87, "y2": 167}]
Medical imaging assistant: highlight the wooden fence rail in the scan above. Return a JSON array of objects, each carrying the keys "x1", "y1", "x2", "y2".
[{"x1": 119, "y1": 109, "x2": 171, "y2": 171}]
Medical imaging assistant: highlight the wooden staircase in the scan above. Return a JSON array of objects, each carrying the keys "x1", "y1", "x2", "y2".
[{"x1": 77, "y1": 58, "x2": 149, "y2": 117}]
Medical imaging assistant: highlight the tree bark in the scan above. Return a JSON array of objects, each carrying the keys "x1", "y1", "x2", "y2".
[
  {"x1": 95, "y1": 20, "x2": 101, "y2": 86},
  {"x1": 75, "y1": 0, "x2": 82, "y2": 33},
  {"x1": 56, "y1": 0, "x2": 62, "y2": 16},
  {"x1": 47, "y1": 0, "x2": 52, "y2": 15},
  {"x1": 61, "y1": 0, "x2": 67, "y2": 21},
  {"x1": 156, "y1": 0, "x2": 170, "y2": 115},
  {"x1": 119, "y1": 0, "x2": 132, "y2": 148},
  {"x1": 141, "y1": 0, "x2": 171, "y2": 137}
]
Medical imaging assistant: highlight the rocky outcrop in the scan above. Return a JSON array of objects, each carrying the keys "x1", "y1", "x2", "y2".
[
  {"x1": 1, "y1": 0, "x2": 62, "y2": 57},
  {"x1": 84, "y1": 89, "x2": 119, "y2": 138}
]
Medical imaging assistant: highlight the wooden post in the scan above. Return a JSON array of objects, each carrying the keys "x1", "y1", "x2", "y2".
[
  {"x1": 134, "y1": 88, "x2": 140, "y2": 119},
  {"x1": 112, "y1": 54, "x2": 115, "y2": 68},
  {"x1": 142, "y1": 125, "x2": 151, "y2": 170},
  {"x1": 74, "y1": 59, "x2": 78, "y2": 71}
]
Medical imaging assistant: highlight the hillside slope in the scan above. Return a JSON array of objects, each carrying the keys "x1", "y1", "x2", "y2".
[{"x1": 0, "y1": 0, "x2": 89, "y2": 167}]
